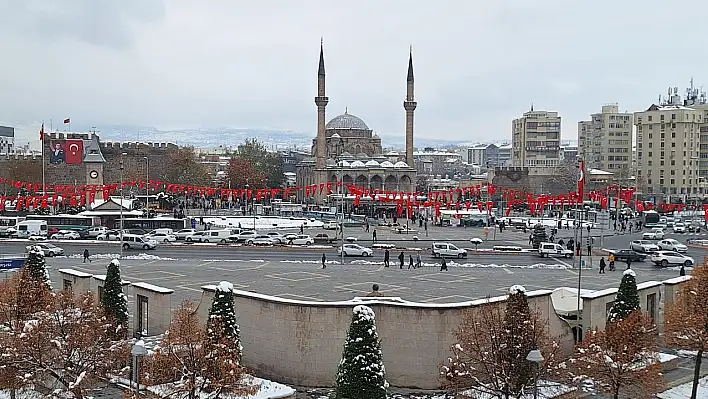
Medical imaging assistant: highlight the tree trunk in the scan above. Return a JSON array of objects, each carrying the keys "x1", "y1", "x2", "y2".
[
  {"x1": 691, "y1": 348, "x2": 703, "y2": 399},
  {"x1": 10, "y1": 389, "x2": 15, "y2": 399},
  {"x1": 614, "y1": 386, "x2": 620, "y2": 399}
]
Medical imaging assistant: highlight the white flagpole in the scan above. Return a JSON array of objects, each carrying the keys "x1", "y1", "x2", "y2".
[{"x1": 41, "y1": 122, "x2": 45, "y2": 195}]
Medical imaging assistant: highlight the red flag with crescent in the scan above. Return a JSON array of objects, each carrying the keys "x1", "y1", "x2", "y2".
[
  {"x1": 65, "y1": 139, "x2": 84, "y2": 164},
  {"x1": 578, "y1": 161, "x2": 586, "y2": 204}
]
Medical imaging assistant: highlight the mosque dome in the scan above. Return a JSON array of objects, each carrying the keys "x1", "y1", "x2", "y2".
[
  {"x1": 394, "y1": 161, "x2": 409, "y2": 168},
  {"x1": 325, "y1": 158, "x2": 336, "y2": 166},
  {"x1": 380, "y1": 161, "x2": 394, "y2": 168},
  {"x1": 325, "y1": 111, "x2": 370, "y2": 130},
  {"x1": 350, "y1": 160, "x2": 366, "y2": 168},
  {"x1": 338, "y1": 160, "x2": 351, "y2": 167},
  {"x1": 365, "y1": 160, "x2": 380, "y2": 167}
]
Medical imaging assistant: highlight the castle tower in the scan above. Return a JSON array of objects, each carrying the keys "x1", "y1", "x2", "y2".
[
  {"x1": 404, "y1": 48, "x2": 417, "y2": 167},
  {"x1": 315, "y1": 39, "x2": 329, "y2": 168}
]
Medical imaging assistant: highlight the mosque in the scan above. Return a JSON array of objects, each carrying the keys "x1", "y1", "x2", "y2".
[{"x1": 296, "y1": 42, "x2": 418, "y2": 201}]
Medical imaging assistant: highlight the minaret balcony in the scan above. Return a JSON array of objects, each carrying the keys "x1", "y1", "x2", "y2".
[
  {"x1": 403, "y1": 100, "x2": 417, "y2": 111},
  {"x1": 315, "y1": 96, "x2": 329, "y2": 107}
]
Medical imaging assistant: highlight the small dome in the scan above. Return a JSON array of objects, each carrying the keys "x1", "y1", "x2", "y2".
[
  {"x1": 325, "y1": 112, "x2": 370, "y2": 130},
  {"x1": 356, "y1": 152, "x2": 368, "y2": 159},
  {"x1": 338, "y1": 160, "x2": 351, "y2": 167},
  {"x1": 325, "y1": 158, "x2": 336, "y2": 166},
  {"x1": 365, "y1": 160, "x2": 380, "y2": 167},
  {"x1": 340, "y1": 151, "x2": 354, "y2": 159},
  {"x1": 380, "y1": 161, "x2": 394, "y2": 168},
  {"x1": 394, "y1": 161, "x2": 409, "y2": 168},
  {"x1": 350, "y1": 160, "x2": 366, "y2": 168}
]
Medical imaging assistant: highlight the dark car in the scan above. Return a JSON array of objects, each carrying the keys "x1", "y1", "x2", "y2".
[
  {"x1": 126, "y1": 228, "x2": 149, "y2": 236},
  {"x1": 69, "y1": 227, "x2": 91, "y2": 239},
  {"x1": 314, "y1": 233, "x2": 335, "y2": 244},
  {"x1": 610, "y1": 249, "x2": 646, "y2": 262}
]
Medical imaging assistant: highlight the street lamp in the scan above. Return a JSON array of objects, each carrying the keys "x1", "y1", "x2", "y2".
[
  {"x1": 331, "y1": 133, "x2": 345, "y2": 266},
  {"x1": 143, "y1": 156, "x2": 149, "y2": 198},
  {"x1": 526, "y1": 348, "x2": 544, "y2": 399},
  {"x1": 119, "y1": 152, "x2": 127, "y2": 259},
  {"x1": 131, "y1": 339, "x2": 148, "y2": 394}
]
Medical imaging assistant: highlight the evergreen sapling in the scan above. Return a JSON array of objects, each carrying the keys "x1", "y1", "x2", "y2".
[
  {"x1": 101, "y1": 259, "x2": 129, "y2": 336},
  {"x1": 24, "y1": 245, "x2": 52, "y2": 291},
  {"x1": 335, "y1": 305, "x2": 387, "y2": 399},
  {"x1": 608, "y1": 268, "x2": 640, "y2": 322},
  {"x1": 205, "y1": 281, "x2": 243, "y2": 364},
  {"x1": 503, "y1": 285, "x2": 534, "y2": 394}
]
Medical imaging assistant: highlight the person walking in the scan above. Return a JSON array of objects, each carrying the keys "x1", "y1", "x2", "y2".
[
  {"x1": 408, "y1": 254, "x2": 414, "y2": 269},
  {"x1": 398, "y1": 251, "x2": 405, "y2": 269},
  {"x1": 384, "y1": 249, "x2": 390, "y2": 267},
  {"x1": 83, "y1": 249, "x2": 91, "y2": 263},
  {"x1": 599, "y1": 257, "x2": 606, "y2": 274},
  {"x1": 321, "y1": 253, "x2": 326, "y2": 269},
  {"x1": 300, "y1": 224, "x2": 304, "y2": 234},
  {"x1": 608, "y1": 253, "x2": 616, "y2": 271},
  {"x1": 416, "y1": 252, "x2": 422, "y2": 268},
  {"x1": 679, "y1": 265, "x2": 686, "y2": 276},
  {"x1": 625, "y1": 257, "x2": 632, "y2": 270},
  {"x1": 528, "y1": 234, "x2": 533, "y2": 246},
  {"x1": 366, "y1": 284, "x2": 384, "y2": 297},
  {"x1": 372, "y1": 229, "x2": 377, "y2": 243},
  {"x1": 440, "y1": 257, "x2": 448, "y2": 271}
]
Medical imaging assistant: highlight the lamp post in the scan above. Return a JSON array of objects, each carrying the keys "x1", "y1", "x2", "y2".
[
  {"x1": 331, "y1": 133, "x2": 345, "y2": 265},
  {"x1": 131, "y1": 339, "x2": 147, "y2": 394},
  {"x1": 143, "y1": 156, "x2": 149, "y2": 199},
  {"x1": 119, "y1": 152, "x2": 127, "y2": 259},
  {"x1": 526, "y1": 348, "x2": 544, "y2": 399}
]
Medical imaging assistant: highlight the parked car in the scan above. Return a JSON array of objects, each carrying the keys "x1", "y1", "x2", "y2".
[
  {"x1": 121, "y1": 234, "x2": 158, "y2": 250},
  {"x1": 673, "y1": 222, "x2": 686, "y2": 234},
  {"x1": 47, "y1": 227, "x2": 60, "y2": 236},
  {"x1": 126, "y1": 228, "x2": 149, "y2": 236},
  {"x1": 265, "y1": 232, "x2": 286, "y2": 244},
  {"x1": 289, "y1": 235, "x2": 314, "y2": 246},
  {"x1": 25, "y1": 243, "x2": 64, "y2": 257},
  {"x1": 651, "y1": 251, "x2": 694, "y2": 267},
  {"x1": 284, "y1": 233, "x2": 298, "y2": 241},
  {"x1": 85, "y1": 226, "x2": 108, "y2": 238},
  {"x1": 630, "y1": 240, "x2": 660, "y2": 253},
  {"x1": 688, "y1": 222, "x2": 703, "y2": 233},
  {"x1": 538, "y1": 243, "x2": 573, "y2": 258},
  {"x1": 337, "y1": 243, "x2": 373, "y2": 257},
  {"x1": 51, "y1": 230, "x2": 81, "y2": 240},
  {"x1": 186, "y1": 231, "x2": 207, "y2": 242},
  {"x1": 251, "y1": 235, "x2": 274, "y2": 246},
  {"x1": 323, "y1": 221, "x2": 339, "y2": 230},
  {"x1": 174, "y1": 229, "x2": 197, "y2": 240},
  {"x1": 608, "y1": 249, "x2": 646, "y2": 263},
  {"x1": 314, "y1": 233, "x2": 335, "y2": 244},
  {"x1": 658, "y1": 239, "x2": 688, "y2": 253},
  {"x1": 146, "y1": 232, "x2": 177, "y2": 243},
  {"x1": 231, "y1": 231, "x2": 258, "y2": 243},
  {"x1": 199, "y1": 230, "x2": 232, "y2": 243},
  {"x1": 642, "y1": 228, "x2": 665, "y2": 240},
  {"x1": 431, "y1": 242, "x2": 467, "y2": 258}
]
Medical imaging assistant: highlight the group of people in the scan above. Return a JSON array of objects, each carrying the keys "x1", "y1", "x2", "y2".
[{"x1": 321, "y1": 249, "x2": 449, "y2": 271}]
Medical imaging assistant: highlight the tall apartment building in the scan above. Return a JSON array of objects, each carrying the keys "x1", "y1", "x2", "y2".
[
  {"x1": 577, "y1": 104, "x2": 632, "y2": 178},
  {"x1": 0, "y1": 126, "x2": 14, "y2": 154},
  {"x1": 468, "y1": 143, "x2": 500, "y2": 168},
  {"x1": 511, "y1": 109, "x2": 562, "y2": 172},
  {"x1": 635, "y1": 86, "x2": 708, "y2": 197}
]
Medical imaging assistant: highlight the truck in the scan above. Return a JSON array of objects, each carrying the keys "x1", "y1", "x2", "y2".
[
  {"x1": 12, "y1": 220, "x2": 48, "y2": 238},
  {"x1": 538, "y1": 243, "x2": 574, "y2": 258}
]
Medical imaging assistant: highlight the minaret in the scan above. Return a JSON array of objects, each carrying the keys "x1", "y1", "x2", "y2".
[
  {"x1": 315, "y1": 39, "x2": 329, "y2": 168},
  {"x1": 404, "y1": 47, "x2": 417, "y2": 167}
]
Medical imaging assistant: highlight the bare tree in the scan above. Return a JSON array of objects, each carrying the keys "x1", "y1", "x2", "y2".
[
  {"x1": 568, "y1": 311, "x2": 663, "y2": 399},
  {"x1": 664, "y1": 263, "x2": 708, "y2": 399}
]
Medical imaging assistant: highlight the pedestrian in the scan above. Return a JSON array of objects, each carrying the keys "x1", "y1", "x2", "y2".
[
  {"x1": 408, "y1": 254, "x2": 414, "y2": 269},
  {"x1": 558, "y1": 239, "x2": 565, "y2": 246},
  {"x1": 608, "y1": 253, "x2": 616, "y2": 271},
  {"x1": 366, "y1": 223, "x2": 370, "y2": 232},
  {"x1": 587, "y1": 244, "x2": 592, "y2": 256},
  {"x1": 440, "y1": 257, "x2": 448, "y2": 271},
  {"x1": 599, "y1": 257, "x2": 606, "y2": 274},
  {"x1": 300, "y1": 224, "x2": 304, "y2": 234},
  {"x1": 366, "y1": 284, "x2": 384, "y2": 297},
  {"x1": 83, "y1": 249, "x2": 91, "y2": 263},
  {"x1": 529, "y1": 234, "x2": 533, "y2": 246},
  {"x1": 373, "y1": 229, "x2": 377, "y2": 242},
  {"x1": 398, "y1": 251, "x2": 404, "y2": 269},
  {"x1": 321, "y1": 253, "x2": 326, "y2": 269},
  {"x1": 626, "y1": 258, "x2": 632, "y2": 270},
  {"x1": 384, "y1": 249, "x2": 390, "y2": 267},
  {"x1": 416, "y1": 252, "x2": 422, "y2": 268},
  {"x1": 629, "y1": 224, "x2": 633, "y2": 233},
  {"x1": 680, "y1": 265, "x2": 686, "y2": 276}
]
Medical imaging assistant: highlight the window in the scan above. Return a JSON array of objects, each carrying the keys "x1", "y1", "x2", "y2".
[
  {"x1": 671, "y1": 113, "x2": 676, "y2": 120},
  {"x1": 660, "y1": 115, "x2": 665, "y2": 121},
  {"x1": 672, "y1": 132, "x2": 676, "y2": 138},
  {"x1": 648, "y1": 116, "x2": 653, "y2": 121}
]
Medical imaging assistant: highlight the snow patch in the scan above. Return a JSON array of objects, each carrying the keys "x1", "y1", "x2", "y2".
[
  {"x1": 658, "y1": 374, "x2": 708, "y2": 399},
  {"x1": 353, "y1": 305, "x2": 376, "y2": 322},
  {"x1": 66, "y1": 253, "x2": 176, "y2": 261},
  {"x1": 509, "y1": 284, "x2": 527, "y2": 294},
  {"x1": 110, "y1": 259, "x2": 120, "y2": 267},
  {"x1": 217, "y1": 281, "x2": 234, "y2": 292},
  {"x1": 623, "y1": 268, "x2": 636, "y2": 277}
]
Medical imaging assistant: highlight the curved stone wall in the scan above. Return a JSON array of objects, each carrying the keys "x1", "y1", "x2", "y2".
[{"x1": 196, "y1": 286, "x2": 570, "y2": 389}]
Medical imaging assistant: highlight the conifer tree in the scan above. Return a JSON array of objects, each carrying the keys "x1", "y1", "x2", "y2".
[
  {"x1": 23, "y1": 245, "x2": 51, "y2": 291},
  {"x1": 608, "y1": 268, "x2": 640, "y2": 322},
  {"x1": 205, "y1": 281, "x2": 243, "y2": 365},
  {"x1": 101, "y1": 259, "x2": 128, "y2": 337},
  {"x1": 335, "y1": 305, "x2": 387, "y2": 399},
  {"x1": 531, "y1": 224, "x2": 547, "y2": 249},
  {"x1": 503, "y1": 285, "x2": 534, "y2": 394}
]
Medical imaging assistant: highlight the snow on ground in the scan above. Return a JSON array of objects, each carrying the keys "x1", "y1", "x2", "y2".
[
  {"x1": 658, "y1": 374, "x2": 708, "y2": 399},
  {"x1": 148, "y1": 375, "x2": 295, "y2": 399},
  {"x1": 460, "y1": 380, "x2": 575, "y2": 398},
  {"x1": 203, "y1": 216, "x2": 324, "y2": 230},
  {"x1": 65, "y1": 253, "x2": 176, "y2": 261},
  {"x1": 0, "y1": 389, "x2": 45, "y2": 399},
  {"x1": 348, "y1": 259, "x2": 570, "y2": 269}
]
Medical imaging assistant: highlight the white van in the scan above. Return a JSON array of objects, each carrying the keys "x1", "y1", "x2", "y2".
[
  {"x1": 200, "y1": 229, "x2": 231, "y2": 243},
  {"x1": 149, "y1": 228, "x2": 174, "y2": 236},
  {"x1": 323, "y1": 221, "x2": 338, "y2": 230},
  {"x1": 13, "y1": 220, "x2": 48, "y2": 238},
  {"x1": 121, "y1": 234, "x2": 157, "y2": 250},
  {"x1": 431, "y1": 242, "x2": 467, "y2": 259},
  {"x1": 86, "y1": 226, "x2": 108, "y2": 238}
]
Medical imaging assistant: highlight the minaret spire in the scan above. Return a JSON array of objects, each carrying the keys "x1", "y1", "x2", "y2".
[
  {"x1": 314, "y1": 38, "x2": 329, "y2": 169},
  {"x1": 403, "y1": 47, "x2": 417, "y2": 168},
  {"x1": 318, "y1": 37, "x2": 325, "y2": 76},
  {"x1": 407, "y1": 46, "x2": 414, "y2": 83}
]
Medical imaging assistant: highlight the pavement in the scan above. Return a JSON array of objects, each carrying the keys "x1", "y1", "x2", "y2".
[{"x1": 3, "y1": 223, "x2": 700, "y2": 307}]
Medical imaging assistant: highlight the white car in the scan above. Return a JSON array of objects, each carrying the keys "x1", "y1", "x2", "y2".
[
  {"x1": 265, "y1": 232, "x2": 286, "y2": 244},
  {"x1": 630, "y1": 240, "x2": 660, "y2": 253},
  {"x1": 25, "y1": 243, "x2": 64, "y2": 257},
  {"x1": 85, "y1": 226, "x2": 108, "y2": 238},
  {"x1": 672, "y1": 223, "x2": 686, "y2": 234},
  {"x1": 338, "y1": 243, "x2": 373, "y2": 257},
  {"x1": 431, "y1": 242, "x2": 468, "y2": 258},
  {"x1": 642, "y1": 228, "x2": 665, "y2": 240},
  {"x1": 146, "y1": 232, "x2": 177, "y2": 243},
  {"x1": 234, "y1": 231, "x2": 258, "y2": 243},
  {"x1": 251, "y1": 235, "x2": 274, "y2": 246},
  {"x1": 27, "y1": 235, "x2": 46, "y2": 241},
  {"x1": 658, "y1": 239, "x2": 688, "y2": 253},
  {"x1": 323, "y1": 221, "x2": 339, "y2": 230},
  {"x1": 651, "y1": 251, "x2": 694, "y2": 267},
  {"x1": 538, "y1": 243, "x2": 573, "y2": 258},
  {"x1": 174, "y1": 229, "x2": 197, "y2": 240},
  {"x1": 289, "y1": 234, "x2": 314, "y2": 246},
  {"x1": 51, "y1": 230, "x2": 81, "y2": 240},
  {"x1": 186, "y1": 231, "x2": 207, "y2": 242}
]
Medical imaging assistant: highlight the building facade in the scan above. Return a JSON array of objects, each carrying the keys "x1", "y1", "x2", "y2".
[
  {"x1": 577, "y1": 104, "x2": 632, "y2": 178},
  {"x1": 0, "y1": 126, "x2": 14, "y2": 154},
  {"x1": 468, "y1": 144, "x2": 500, "y2": 168},
  {"x1": 511, "y1": 109, "x2": 562, "y2": 172},
  {"x1": 296, "y1": 44, "x2": 417, "y2": 199}
]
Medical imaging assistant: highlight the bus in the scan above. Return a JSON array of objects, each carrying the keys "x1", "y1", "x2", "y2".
[
  {"x1": 122, "y1": 217, "x2": 188, "y2": 231},
  {"x1": 25, "y1": 214, "x2": 101, "y2": 230},
  {"x1": 642, "y1": 210, "x2": 660, "y2": 228},
  {"x1": 0, "y1": 216, "x2": 25, "y2": 237}
]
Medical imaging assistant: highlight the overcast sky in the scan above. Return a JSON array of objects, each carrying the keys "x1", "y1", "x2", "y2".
[{"x1": 1, "y1": 0, "x2": 707, "y2": 142}]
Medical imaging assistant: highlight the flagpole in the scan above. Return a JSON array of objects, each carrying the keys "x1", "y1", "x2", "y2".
[{"x1": 41, "y1": 122, "x2": 45, "y2": 196}]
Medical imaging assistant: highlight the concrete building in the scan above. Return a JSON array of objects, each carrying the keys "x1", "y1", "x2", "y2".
[
  {"x1": 635, "y1": 91, "x2": 708, "y2": 197},
  {"x1": 560, "y1": 144, "x2": 578, "y2": 163},
  {"x1": 0, "y1": 126, "x2": 14, "y2": 154},
  {"x1": 468, "y1": 143, "x2": 500, "y2": 169},
  {"x1": 511, "y1": 109, "x2": 562, "y2": 172},
  {"x1": 577, "y1": 104, "x2": 632, "y2": 179},
  {"x1": 413, "y1": 148, "x2": 463, "y2": 176},
  {"x1": 497, "y1": 143, "x2": 512, "y2": 167}
]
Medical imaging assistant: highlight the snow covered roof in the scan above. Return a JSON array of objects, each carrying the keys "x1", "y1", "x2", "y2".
[
  {"x1": 550, "y1": 287, "x2": 594, "y2": 316},
  {"x1": 90, "y1": 197, "x2": 135, "y2": 211},
  {"x1": 350, "y1": 160, "x2": 366, "y2": 168},
  {"x1": 364, "y1": 159, "x2": 380, "y2": 167},
  {"x1": 380, "y1": 161, "x2": 394, "y2": 168},
  {"x1": 588, "y1": 168, "x2": 613, "y2": 176},
  {"x1": 393, "y1": 161, "x2": 409, "y2": 168}
]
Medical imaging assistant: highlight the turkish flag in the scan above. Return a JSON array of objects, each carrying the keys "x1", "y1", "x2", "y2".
[{"x1": 65, "y1": 139, "x2": 84, "y2": 164}]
